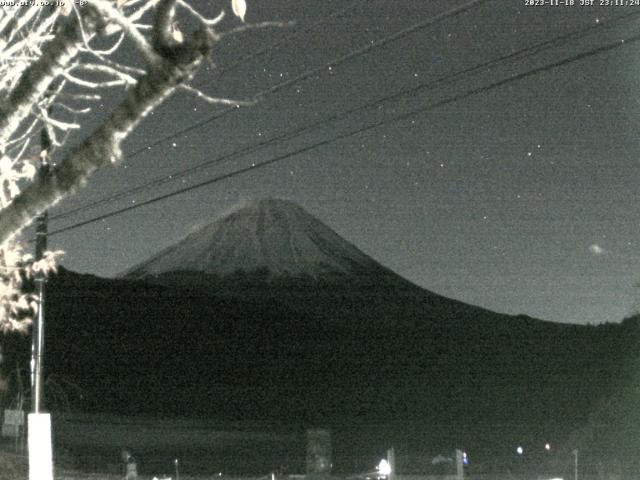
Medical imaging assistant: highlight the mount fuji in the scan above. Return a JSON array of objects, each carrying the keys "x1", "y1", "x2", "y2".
[
  {"x1": 3, "y1": 198, "x2": 637, "y2": 469},
  {"x1": 121, "y1": 197, "x2": 484, "y2": 327},
  {"x1": 124, "y1": 198, "x2": 389, "y2": 280}
]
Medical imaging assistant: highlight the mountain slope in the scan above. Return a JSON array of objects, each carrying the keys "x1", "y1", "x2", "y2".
[
  {"x1": 122, "y1": 198, "x2": 506, "y2": 328},
  {"x1": 2, "y1": 198, "x2": 638, "y2": 472},
  {"x1": 30, "y1": 267, "x2": 635, "y2": 470},
  {"x1": 125, "y1": 198, "x2": 391, "y2": 280}
]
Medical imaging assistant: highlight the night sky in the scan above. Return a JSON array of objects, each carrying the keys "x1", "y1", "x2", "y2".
[{"x1": 41, "y1": 0, "x2": 640, "y2": 325}]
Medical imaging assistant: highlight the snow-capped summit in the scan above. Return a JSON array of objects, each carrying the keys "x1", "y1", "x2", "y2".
[{"x1": 124, "y1": 198, "x2": 387, "y2": 280}]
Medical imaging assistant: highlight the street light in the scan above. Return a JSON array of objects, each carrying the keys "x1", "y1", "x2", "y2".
[{"x1": 378, "y1": 459, "x2": 391, "y2": 477}]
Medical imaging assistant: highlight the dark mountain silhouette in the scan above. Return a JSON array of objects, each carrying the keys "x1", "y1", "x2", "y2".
[
  {"x1": 2, "y1": 198, "x2": 639, "y2": 472},
  {"x1": 122, "y1": 198, "x2": 514, "y2": 329}
]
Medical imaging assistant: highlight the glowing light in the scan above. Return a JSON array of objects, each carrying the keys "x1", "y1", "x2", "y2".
[
  {"x1": 545, "y1": 443, "x2": 551, "y2": 451},
  {"x1": 589, "y1": 244, "x2": 604, "y2": 255},
  {"x1": 516, "y1": 446, "x2": 523, "y2": 455},
  {"x1": 378, "y1": 459, "x2": 392, "y2": 476}
]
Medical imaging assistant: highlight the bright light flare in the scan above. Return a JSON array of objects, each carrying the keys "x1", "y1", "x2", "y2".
[{"x1": 378, "y1": 459, "x2": 392, "y2": 476}]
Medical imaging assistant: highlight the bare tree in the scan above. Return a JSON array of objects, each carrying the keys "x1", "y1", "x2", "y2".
[{"x1": 0, "y1": 0, "x2": 252, "y2": 331}]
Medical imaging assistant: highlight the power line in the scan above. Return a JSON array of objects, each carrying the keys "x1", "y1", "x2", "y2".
[
  {"x1": 50, "y1": 9, "x2": 640, "y2": 222},
  {"x1": 46, "y1": 31, "x2": 640, "y2": 238},
  {"x1": 108, "y1": 0, "x2": 491, "y2": 159},
  {"x1": 51, "y1": 0, "x2": 489, "y2": 221}
]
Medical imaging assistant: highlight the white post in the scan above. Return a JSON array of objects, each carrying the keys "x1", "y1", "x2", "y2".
[
  {"x1": 28, "y1": 413, "x2": 53, "y2": 480},
  {"x1": 455, "y1": 449, "x2": 464, "y2": 480},
  {"x1": 573, "y1": 449, "x2": 578, "y2": 480},
  {"x1": 387, "y1": 447, "x2": 395, "y2": 480}
]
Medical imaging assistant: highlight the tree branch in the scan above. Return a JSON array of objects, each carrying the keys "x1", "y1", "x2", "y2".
[
  {"x1": 0, "y1": 15, "x2": 88, "y2": 149},
  {"x1": 0, "y1": 25, "x2": 215, "y2": 245}
]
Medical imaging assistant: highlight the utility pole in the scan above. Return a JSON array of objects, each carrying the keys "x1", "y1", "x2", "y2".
[
  {"x1": 32, "y1": 156, "x2": 48, "y2": 413},
  {"x1": 28, "y1": 126, "x2": 53, "y2": 480}
]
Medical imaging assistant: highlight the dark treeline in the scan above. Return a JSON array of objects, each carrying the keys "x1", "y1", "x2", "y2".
[{"x1": 2, "y1": 267, "x2": 639, "y2": 472}]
